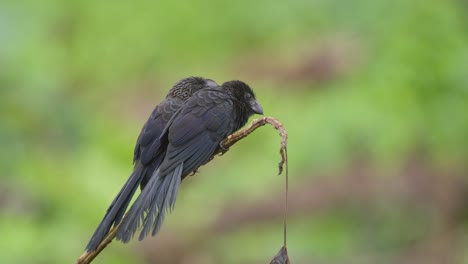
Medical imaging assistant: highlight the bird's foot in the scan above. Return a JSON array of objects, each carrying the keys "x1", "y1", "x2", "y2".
[{"x1": 218, "y1": 143, "x2": 229, "y2": 155}]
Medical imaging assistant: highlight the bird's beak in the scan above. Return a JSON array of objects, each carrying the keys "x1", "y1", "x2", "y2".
[{"x1": 251, "y1": 100, "x2": 264, "y2": 115}]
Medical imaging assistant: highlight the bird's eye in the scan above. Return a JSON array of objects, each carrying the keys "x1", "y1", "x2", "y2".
[{"x1": 246, "y1": 93, "x2": 252, "y2": 99}]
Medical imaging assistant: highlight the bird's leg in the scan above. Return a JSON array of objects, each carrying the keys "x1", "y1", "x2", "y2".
[
  {"x1": 189, "y1": 170, "x2": 199, "y2": 176},
  {"x1": 218, "y1": 142, "x2": 230, "y2": 155}
]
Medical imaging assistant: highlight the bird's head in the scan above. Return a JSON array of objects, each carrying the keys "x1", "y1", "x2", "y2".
[
  {"x1": 222, "y1": 80, "x2": 264, "y2": 115},
  {"x1": 169, "y1": 77, "x2": 219, "y2": 100}
]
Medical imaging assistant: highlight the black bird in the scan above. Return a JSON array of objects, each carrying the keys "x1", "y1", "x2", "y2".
[
  {"x1": 85, "y1": 77, "x2": 218, "y2": 252},
  {"x1": 115, "y1": 80, "x2": 263, "y2": 243}
]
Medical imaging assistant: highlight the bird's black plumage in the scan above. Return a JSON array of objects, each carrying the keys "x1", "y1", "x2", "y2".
[
  {"x1": 115, "y1": 80, "x2": 263, "y2": 243},
  {"x1": 85, "y1": 77, "x2": 218, "y2": 252}
]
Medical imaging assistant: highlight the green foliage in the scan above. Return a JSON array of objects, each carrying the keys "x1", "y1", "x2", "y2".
[{"x1": 1, "y1": 0, "x2": 467, "y2": 263}]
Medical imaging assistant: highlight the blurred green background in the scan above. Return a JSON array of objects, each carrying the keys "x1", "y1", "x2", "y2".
[{"x1": 2, "y1": 0, "x2": 468, "y2": 263}]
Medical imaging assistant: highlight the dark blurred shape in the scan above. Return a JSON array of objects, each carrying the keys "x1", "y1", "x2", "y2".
[
  {"x1": 0, "y1": 184, "x2": 42, "y2": 217},
  {"x1": 270, "y1": 246, "x2": 290, "y2": 264},
  {"x1": 234, "y1": 35, "x2": 363, "y2": 86}
]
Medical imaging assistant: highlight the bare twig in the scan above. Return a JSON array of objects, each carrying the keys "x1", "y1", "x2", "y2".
[
  {"x1": 76, "y1": 116, "x2": 288, "y2": 264},
  {"x1": 76, "y1": 220, "x2": 123, "y2": 264},
  {"x1": 283, "y1": 147, "x2": 289, "y2": 247},
  {"x1": 219, "y1": 116, "x2": 288, "y2": 175}
]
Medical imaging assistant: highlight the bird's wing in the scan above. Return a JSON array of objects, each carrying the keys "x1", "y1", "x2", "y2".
[
  {"x1": 159, "y1": 89, "x2": 235, "y2": 177},
  {"x1": 133, "y1": 98, "x2": 185, "y2": 189},
  {"x1": 133, "y1": 98, "x2": 183, "y2": 165}
]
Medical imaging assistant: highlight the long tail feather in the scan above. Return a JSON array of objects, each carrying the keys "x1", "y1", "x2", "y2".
[
  {"x1": 85, "y1": 162, "x2": 145, "y2": 251},
  {"x1": 116, "y1": 163, "x2": 183, "y2": 243},
  {"x1": 148, "y1": 164, "x2": 182, "y2": 237}
]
